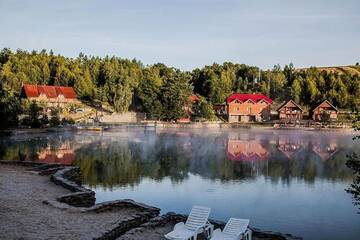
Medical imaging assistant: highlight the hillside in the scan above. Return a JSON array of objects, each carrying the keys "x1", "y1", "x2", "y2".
[{"x1": 297, "y1": 65, "x2": 360, "y2": 75}]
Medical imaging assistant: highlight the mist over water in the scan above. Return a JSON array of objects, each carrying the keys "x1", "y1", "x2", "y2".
[{"x1": 0, "y1": 129, "x2": 359, "y2": 240}]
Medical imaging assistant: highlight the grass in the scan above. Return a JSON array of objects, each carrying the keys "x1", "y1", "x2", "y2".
[{"x1": 297, "y1": 65, "x2": 360, "y2": 75}]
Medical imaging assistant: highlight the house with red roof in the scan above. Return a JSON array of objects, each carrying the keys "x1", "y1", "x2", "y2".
[
  {"x1": 20, "y1": 84, "x2": 79, "y2": 107},
  {"x1": 226, "y1": 93, "x2": 272, "y2": 122}
]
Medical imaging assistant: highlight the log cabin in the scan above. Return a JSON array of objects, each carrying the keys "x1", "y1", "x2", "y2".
[
  {"x1": 311, "y1": 100, "x2": 338, "y2": 121},
  {"x1": 277, "y1": 99, "x2": 303, "y2": 121}
]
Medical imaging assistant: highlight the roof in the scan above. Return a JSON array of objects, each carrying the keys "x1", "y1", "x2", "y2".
[
  {"x1": 188, "y1": 94, "x2": 199, "y2": 102},
  {"x1": 277, "y1": 99, "x2": 304, "y2": 112},
  {"x1": 226, "y1": 93, "x2": 272, "y2": 104},
  {"x1": 22, "y1": 84, "x2": 77, "y2": 99},
  {"x1": 227, "y1": 140, "x2": 269, "y2": 162},
  {"x1": 312, "y1": 100, "x2": 338, "y2": 112}
]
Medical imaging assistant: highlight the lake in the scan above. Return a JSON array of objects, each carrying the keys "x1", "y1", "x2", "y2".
[{"x1": 0, "y1": 128, "x2": 359, "y2": 239}]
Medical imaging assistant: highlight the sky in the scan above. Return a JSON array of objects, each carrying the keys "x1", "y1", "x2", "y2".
[{"x1": 0, "y1": 0, "x2": 359, "y2": 70}]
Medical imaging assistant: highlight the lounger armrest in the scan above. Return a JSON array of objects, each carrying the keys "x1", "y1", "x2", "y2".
[
  {"x1": 194, "y1": 225, "x2": 207, "y2": 235},
  {"x1": 212, "y1": 228, "x2": 223, "y2": 237},
  {"x1": 174, "y1": 222, "x2": 185, "y2": 231}
]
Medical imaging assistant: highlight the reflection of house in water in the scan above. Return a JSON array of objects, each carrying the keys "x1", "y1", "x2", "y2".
[
  {"x1": 36, "y1": 142, "x2": 75, "y2": 165},
  {"x1": 311, "y1": 139, "x2": 338, "y2": 161},
  {"x1": 276, "y1": 137, "x2": 304, "y2": 159},
  {"x1": 226, "y1": 139, "x2": 269, "y2": 161}
]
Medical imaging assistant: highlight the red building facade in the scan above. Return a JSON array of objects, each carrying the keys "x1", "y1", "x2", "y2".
[
  {"x1": 21, "y1": 84, "x2": 79, "y2": 107},
  {"x1": 226, "y1": 93, "x2": 272, "y2": 122}
]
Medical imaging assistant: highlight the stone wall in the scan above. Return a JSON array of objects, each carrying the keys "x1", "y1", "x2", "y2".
[
  {"x1": 99, "y1": 112, "x2": 145, "y2": 123},
  {"x1": 50, "y1": 167, "x2": 95, "y2": 207}
]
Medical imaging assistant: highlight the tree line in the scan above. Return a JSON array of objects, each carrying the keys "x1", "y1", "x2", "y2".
[{"x1": 0, "y1": 48, "x2": 359, "y2": 128}]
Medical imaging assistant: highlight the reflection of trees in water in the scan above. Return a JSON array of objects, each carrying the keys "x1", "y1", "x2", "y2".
[
  {"x1": 0, "y1": 133, "x2": 76, "y2": 164},
  {"x1": 345, "y1": 115, "x2": 360, "y2": 213},
  {"x1": 0, "y1": 131, "x2": 355, "y2": 189},
  {"x1": 346, "y1": 153, "x2": 360, "y2": 212},
  {"x1": 75, "y1": 132, "x2": 354, "y2": 189},
  {"x1": 76, "y1": 135, "x2": 191, "y2": 189}
]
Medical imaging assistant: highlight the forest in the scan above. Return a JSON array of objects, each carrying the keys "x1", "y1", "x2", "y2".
[{"x1": 0, "y1": 48, "x2": 359, "y2": 128}]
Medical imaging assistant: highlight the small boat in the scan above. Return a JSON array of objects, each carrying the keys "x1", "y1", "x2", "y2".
[
  {"x1": 76, "y1": 126, "x2": 103, "y2": 132},
  {"x1": 86, "y1": 126, "x2": 103, "y2": 131}
]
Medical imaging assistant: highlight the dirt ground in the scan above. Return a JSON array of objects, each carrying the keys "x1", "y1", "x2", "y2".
[
  {"x1": 0, "y1": 164, "x2": 142, "y2": 240},
  {"x1": 117, "y1": 222, "x2": 212, "y2": 240}
]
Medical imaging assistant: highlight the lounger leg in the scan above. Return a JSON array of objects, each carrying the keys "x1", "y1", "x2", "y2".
[
  {"x1": 205, "y1": 225, "x2": 214, "y2": 239},
  {"x1": 244, "y1": 229, "x2": 252, "y2": 240}
]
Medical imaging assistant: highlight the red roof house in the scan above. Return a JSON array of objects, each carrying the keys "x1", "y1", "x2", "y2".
[
  {"x1": 226, "y1": 93, "x2": 272, "y2": 122},
  {"x1": 226, "y1": 93, "x2": 273, "y2": 104},
  {"x1": 21, "y1": 84, "x2": 79, "y2": 106}
]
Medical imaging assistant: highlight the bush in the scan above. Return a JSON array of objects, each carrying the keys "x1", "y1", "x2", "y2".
[
  {"x1": 192, "y1": 96, "x2": 216, "y2": 121},
  {"x1": 49, "y1": 108, "x2": 61, "y2": 127},
  {"x1": 61, "y1": 118, "x2": 75, "y2": 125},
  {"x1": 22, "y1": 101, "x2": 43, "y2": 128}
]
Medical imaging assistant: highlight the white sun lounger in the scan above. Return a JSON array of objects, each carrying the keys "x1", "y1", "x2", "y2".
[
  {"x1": 165, "y1": 206, "x2": 214, "y2": 240},
  {"x1": 210, "y1": 218, "x2": 252, "y2": 240}
]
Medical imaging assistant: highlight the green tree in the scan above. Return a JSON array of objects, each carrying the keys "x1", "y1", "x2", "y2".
[
  {"x1": 304, "y1": 77, "x2": 319, "y2": 104},
  {"x1": 161, "y1": 71, "x2": 193, "y2": 120},
  {"x1": 291, "y1": 78, "x2": 302, "y2": 103},
  {"x1": 137, "y1": 78, "x2": 163, "y2": 120},
  {"x1": 23, "y1": 101, "x2": 42, "y2": 128},
  {"x1": 49, "y1": 108, "x2": 61, "y2": 126},
  {"x1": 269, "y1": 65, "x2": 286, "y2": 100},
  {"x1": 113, "y1": 81, "x2": 133, "y2": 113},
  {"x1": 74, "y1": 69, "x2": 95, "y2": 100},
  {"x1": 0, "y1": 82, "x2": 21, "y2": 129},
  {"x1": 192, "y1": 96, "x2": 216, "y2": 121}
]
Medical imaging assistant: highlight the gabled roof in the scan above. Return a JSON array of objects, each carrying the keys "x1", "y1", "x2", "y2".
[
  {"x1": 312, "y1": 100, "x2": 338, "y2": 112},
  {"x1": 22, "y1": 84, "x2": 77, "y2": 99},
  {"x1": 277, "y1": 99, "x2": 304, "y2": 112},
  {"x1": 226, "y1": 93, "x2": 272, "y2": 104}
]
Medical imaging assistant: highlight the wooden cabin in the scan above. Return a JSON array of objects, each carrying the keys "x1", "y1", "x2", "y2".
[
  {"x1": 311, "y1": 100, "x2": 338, "y2": 121},
  {"x1": 226, "y1": 93, "x2": 272, "y2": 123},
  {"x1": 277, "y1": 100, "x2": 303, "y2": 121}
]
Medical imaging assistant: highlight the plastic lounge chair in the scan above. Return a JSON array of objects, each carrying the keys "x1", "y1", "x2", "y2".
[
  {"x1": 210, "y1": 218, "x2": 252, "y2": 240},
  {"x1": 165, "y1": 206, "x2": 214, "y2": 240}
]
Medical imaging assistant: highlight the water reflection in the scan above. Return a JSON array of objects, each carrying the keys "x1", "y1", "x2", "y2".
[
  {"x1": 1, "y1": 129, "x2": 359, "y2": 240},
  {"x1": 0, "y1": 130, "x2": 356, "y2": 187}
]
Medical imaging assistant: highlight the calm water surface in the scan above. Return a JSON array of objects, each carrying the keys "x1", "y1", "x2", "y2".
[{"x1": 1, "y1": 128, "x2": 359, "y2": 240}]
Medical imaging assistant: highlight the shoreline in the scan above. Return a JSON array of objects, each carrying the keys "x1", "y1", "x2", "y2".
[
  {"x1": 1, "y1": 121, "x2": 354, "y2": 136},
  {"x1": 0, "y1": 160, "x2": 302, "y2": 240}
]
